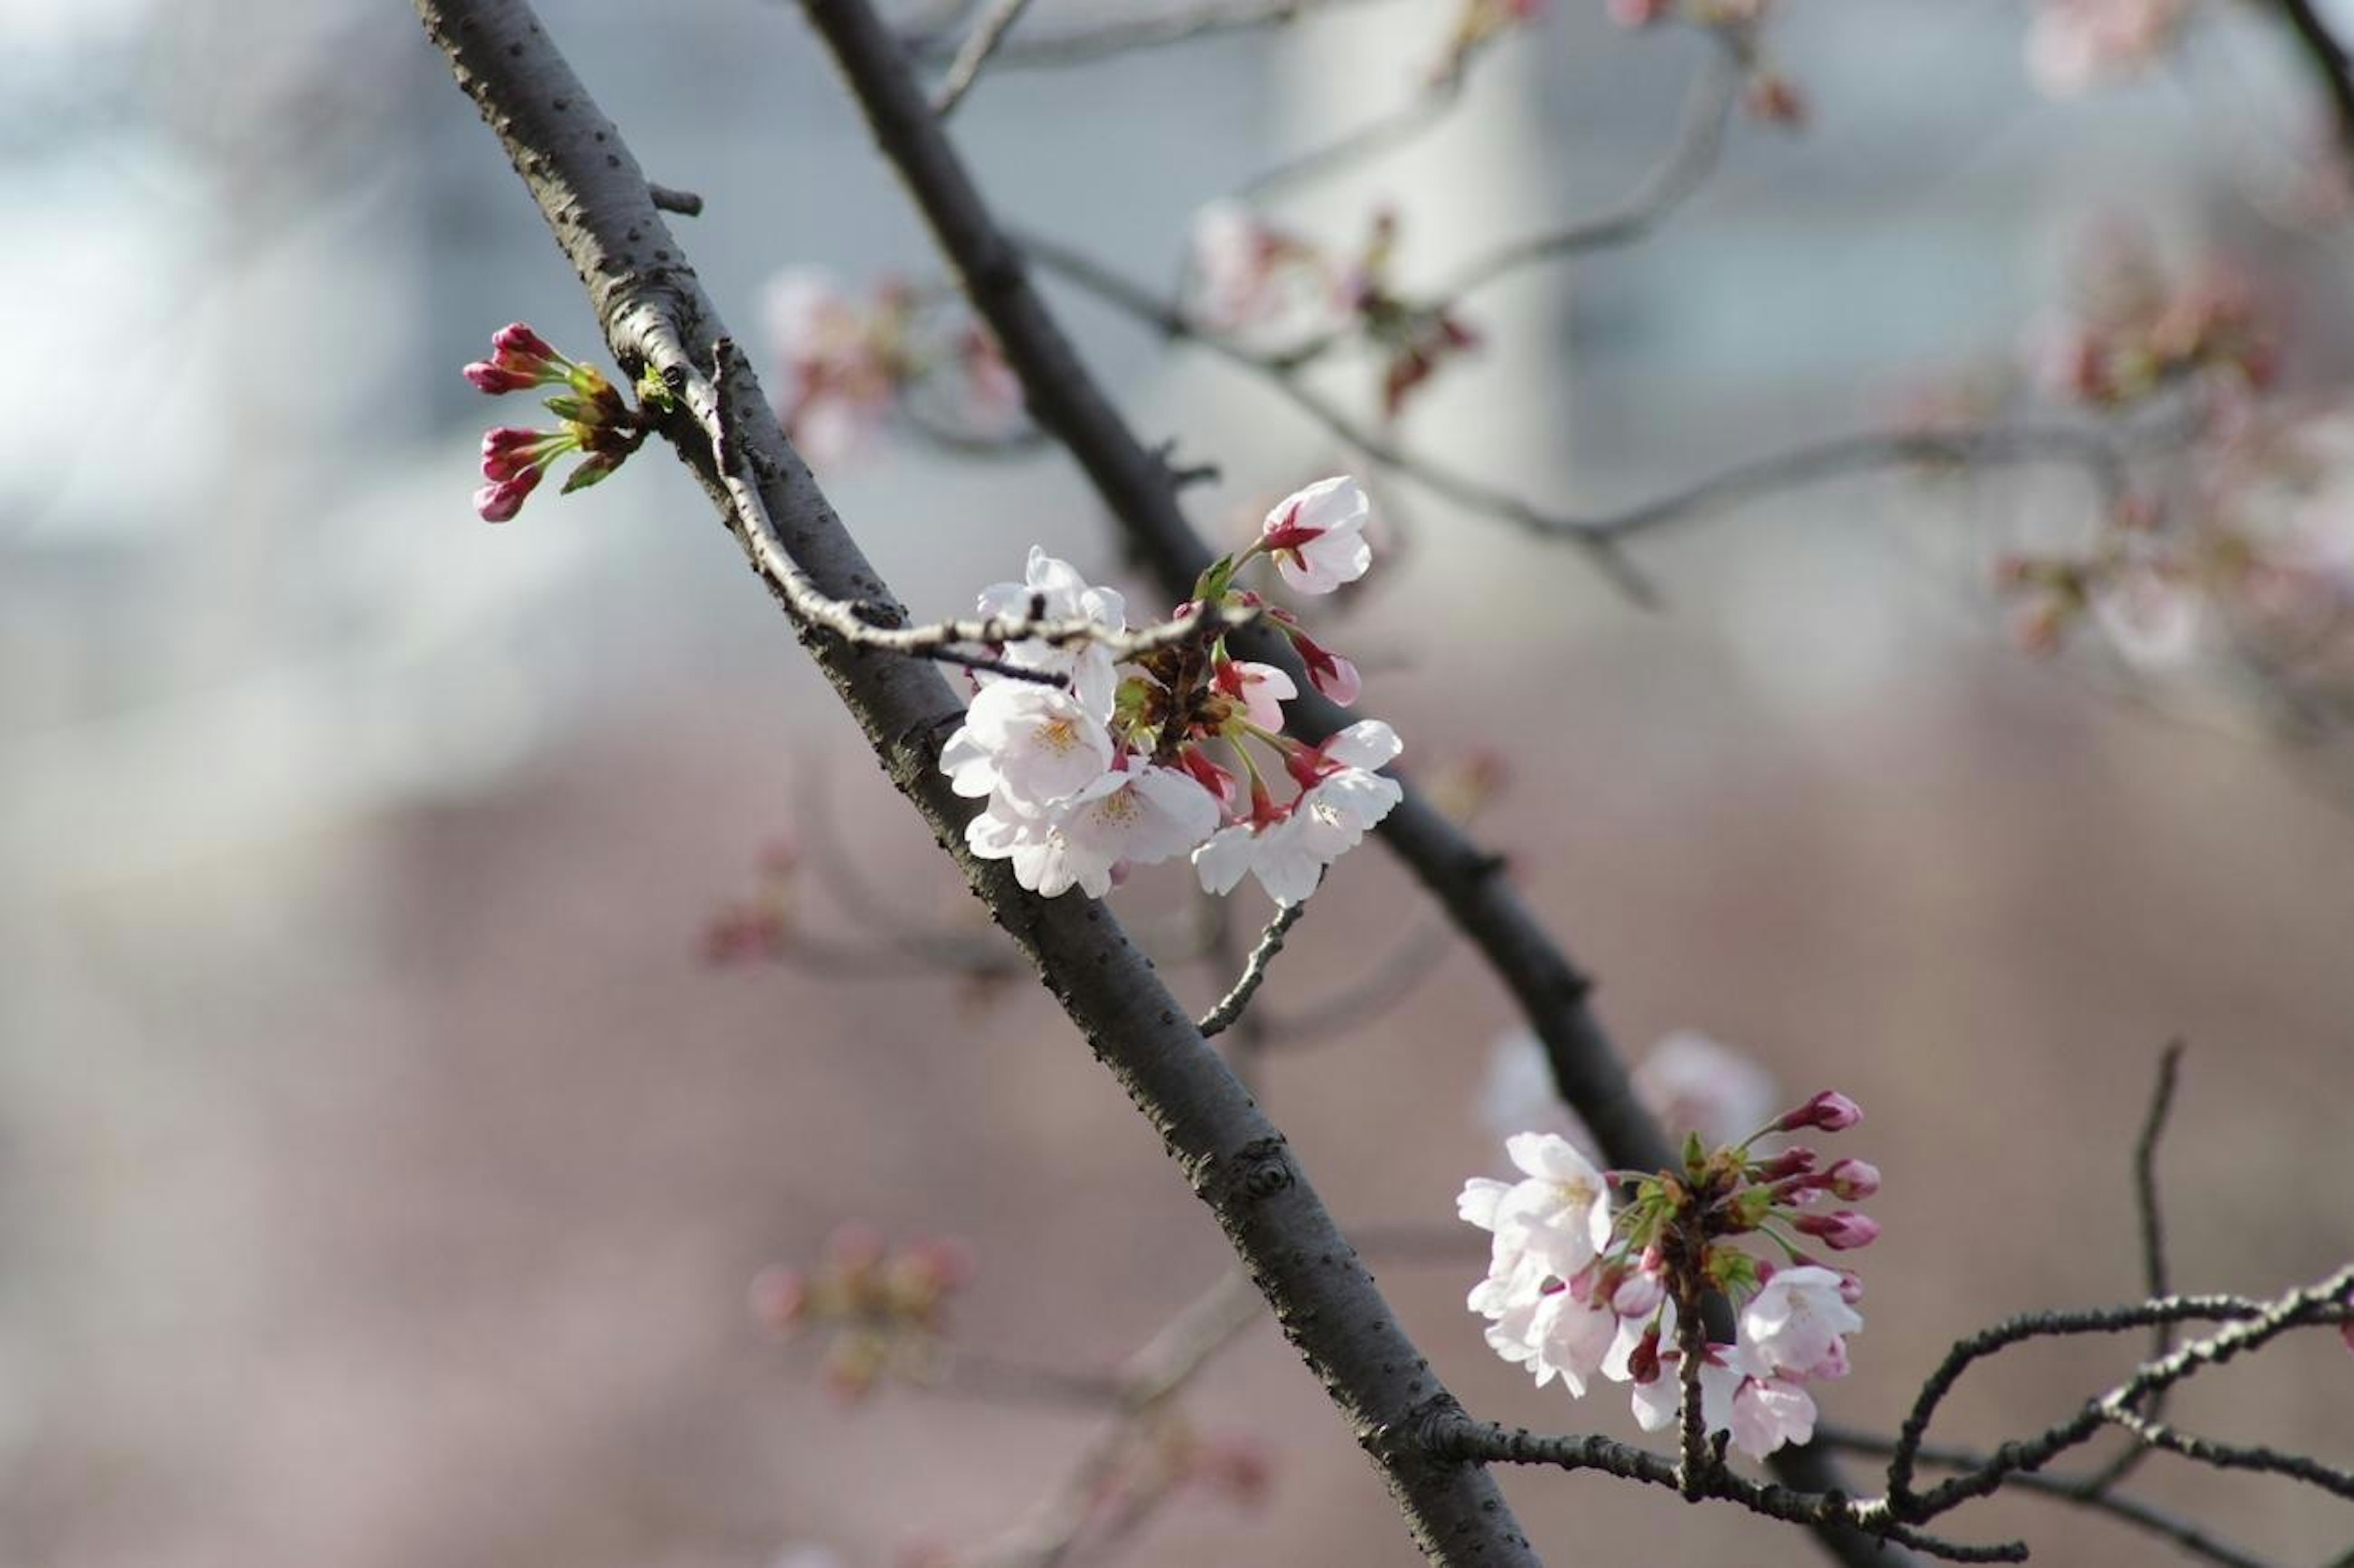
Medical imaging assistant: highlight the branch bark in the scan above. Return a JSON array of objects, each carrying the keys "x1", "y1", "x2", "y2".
[{"x1": 413, "y1": 2, "x2": 1538, "y2": 1561}]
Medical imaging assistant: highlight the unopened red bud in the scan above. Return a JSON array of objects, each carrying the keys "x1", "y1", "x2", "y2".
[
  {"x1": 464, "y1": 361, "x2": 538, "y2": 394},
  {"x1": 1794, "y1": 1210, "x2": 1880, "y2": 1250},
  {"x1": 1837, "y1": 1269, "x2": 1865, "y2": 1306},
  {"x1": 492, "y1": 322, "x2": 557, "y2": 360},
  {"x1": 473, "y1": 468, "x2": 544, "y2": 523},
  {"x1": 1627, "y1": 1325, "x2": 1663, "y2": 1384},
  {"x1": 1756, "y1": 1146, "x2": 1818, "y2": 1181},
  {"x1": 1776, "y1": 1090, "x2": 1862, "y2": 1134},
  {"x1": 1824, "y1": 1157, "x2": 1881, "y2": 1200}
]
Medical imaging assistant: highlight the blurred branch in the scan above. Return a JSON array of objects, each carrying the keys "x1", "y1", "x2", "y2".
[
  {"x1": 1016, "y1": 225, "x2": 2130, "y2": 560},
  {"x1": 903, "y1": 0, "x2": 1391, "y2": 68},
  {"x1": 1255, "y1": 916, "x2": 1450, "y2": 1043},
  {"x1": 2269, "y1": 0, "x2": 2354, "y2": 154},
  {"x1": 1435, "y1": 46, "x2": 1742, "y2": 298},
  {"x1": 418, "y1": 3, "x2": 1541, "y2": 1561},
  {"x1": 933, "y1": 0, "x2": 1036, "y2": 115},
  {"x1": 1235, "y1": 72, "x2": 1463, "y2": 204},
  {"x1": 971, "y1": 1271, "x2": 1265, "y2": 1568},
  {"x1": 783, "y1": 4, "x2": 1903, "y2": 1561}
]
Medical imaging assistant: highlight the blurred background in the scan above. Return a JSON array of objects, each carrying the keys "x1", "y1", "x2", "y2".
[{"x1": 2, "y1": 1, "x2": 2350, "y2": 1564}]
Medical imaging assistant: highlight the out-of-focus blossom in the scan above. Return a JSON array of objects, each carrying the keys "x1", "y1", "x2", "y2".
[
  {"x1": 1186, "y1": 202, "x2": 1337, "y2": 340},
  {"x1": 2025, "y1": 0, "x2": 2190, "y2": 97},
  {"x1": 1634, "y1": 1030, "x2": 1781, "y2": 1147}
]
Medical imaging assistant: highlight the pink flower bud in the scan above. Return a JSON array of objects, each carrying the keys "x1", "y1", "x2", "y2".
[
  {"x1": 1776, "y1": 1090, "x2": 1862, "y2": 1134},
  {"x1": 472, "y1": 467, "x2": 544, "y2": 523},
  {"x1": 492, "y1": 322, "x2": 557, "y2": 360},
  {"x1": 1794, "y1": 1211, "x2": 1880, "y2": 1250},
  {"x1": 1824, "y1": 1157, "x2": 1881, "y2": 1200},
  {"x1": 463, "y1": 360, "x2": 539, "y2": 394},
  {"x1": 1756, "y1": 1146, "x2": 1818, "y2": 1181},
  {"x1": 1837, "y1": 1270, "x2": 1865, "y2": 1306},
  {"x1": 1627, "y1": 1325, "x2": 1663, "y2": 1384}
]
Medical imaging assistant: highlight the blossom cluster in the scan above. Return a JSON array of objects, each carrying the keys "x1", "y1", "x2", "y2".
[
  {"x1": 761, "y1": 268, "x2": 1022, "y2": 467},
  {"x1": 942, "y1": 477, "x2": 1400, "y2": 905},
  {"x1": 750, "y1": 1223, "x2": 973, "y2": 1401},
  {"x1": 1460, "y1": 1090, "x2": 1878, "y2": 1459},
  {"x1": 1986, "y1": 236, "x2": 2354, "y2": 689},
  {"x1": 1188, "y1": 208, "x2": 1483, "y2": 420},
  {"x1": 462, "y1": 322, "x2": 648, "y2": 521}
]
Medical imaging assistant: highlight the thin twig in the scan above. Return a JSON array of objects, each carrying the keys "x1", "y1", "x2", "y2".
[
  {"x1": 1255, "y1": 916, "x2": 1450, "y2": 1043},
  {"x1": 1814, "y1": 1424, "x2": 2279, "y2": 1568},
  {"x1": 2098, "y1": 1406, "x2": 2354, "y2": 1502},
  {"x1": 1425, "y1": 1420, "x2": 2025, "y2": 1564},
  {"x1": 1198, "y1": 897, "x2": 1311, "y2": 1038},
  {"x1": 2087, "y1": 1038, "x2": 2187, "y2": 1493},
  {"x1": 932, "y1": 0, "x2": 1035, "y2": 115},
  {"x1": 1236, "y1": 74, "x2": 1463, "y2": 202},
  {"x1": 1014, "y1": 226, "x2": 2131, "y2": 580}
]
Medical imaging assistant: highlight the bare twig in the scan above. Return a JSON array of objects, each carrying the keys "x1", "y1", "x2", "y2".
[
  {"x1": 2086, "y1": 1038, "x2": 2186, "y2": 1493},
  {"x1": 932, "y1": 0, "x2": 1035, "y2": 115},
  {"x1": 1891, "y1": 1267, "x2": 2354, "y2": 1519},
  {"x1": 1197, "y1": 896, "x2": 1310, "y2": 1038},
  {"x1": 1425, "y1": 1420, "x2": 2026, "y2": 1564},
  {"x1": 2097, "y1": 1406, "x2": 2354, "y2": 1502},
  {"x1": 1255, "y1": 916, "x2": 1450, "y2": 1042},
  {"x1": 647, "y1": 181, "x2": 704, "y2": 216},
  {"x1": 1236, "y1": 74, "x2": 1464, "y2": 203},
  {"x1": 1814, "y1": 1423, "x2": 2278, "y2": 1568},
  {"x1": 421, "y1": 2, "x2": 1542, "y2": 1560}
]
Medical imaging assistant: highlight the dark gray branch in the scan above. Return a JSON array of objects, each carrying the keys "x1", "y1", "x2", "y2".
[
  {"x1": 416, "y1": 2, "x2": 1538, "y2": 1560},
  {"x1": 2086, "y1": 1038, "x2": 2186, "y2": 1493}
]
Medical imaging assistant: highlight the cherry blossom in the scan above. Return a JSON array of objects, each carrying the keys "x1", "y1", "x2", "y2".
[
  {"x1": 1740, "y1": 1265, "x2": 1862, "y2": 1380},
  {"x1": 940, "y1": 681, "x2": 1115, "y2": 812},
  {"x1": 975, "y1": 547, "x2": 1130, "y2": 719},
  {"x1": 967, "y1": 763, "x2": 1219, "y2": 899},
  {"x1": 1260, "y1": 477, "x2": 1374, "y2": 595}
]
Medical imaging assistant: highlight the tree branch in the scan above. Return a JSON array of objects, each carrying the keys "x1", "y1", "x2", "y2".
[
  {"x1": 903, "y1": 0, "x2": 1391, "y2": 69},
  {"x1": 1197, "y1": 895, "x2": 1311, "y2": 1038},
  {"x1": 785, "y1": 4, "x2": 1906, "y2": 1563},
  {"x1": 416, "y1": 2, "x2": 1539, "y2": 1559}
]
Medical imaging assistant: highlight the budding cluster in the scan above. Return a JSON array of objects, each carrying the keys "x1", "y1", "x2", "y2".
[
  {"x1": 943, "y1": 478, "x2": 1401, "y2": 905},
  {"x1": 1460, "y1": 1089, "x2": 1878, "y2": 1459},
  {"x1": 1609, "y1": 0, "x2": 1807, "y2": 127},
  {"x1": 761, "y1": 269, "x2": 1021, "y2": 467},
  {"x1": 1187, "y1": 208, "x2": 1482, "y2": 420},
  {"x1": 750, "y1": 1224, "x2": 973, "y2": 1401},
  {"x1": 462, "y1": 322, "x2": 647, "y2": 521}
]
